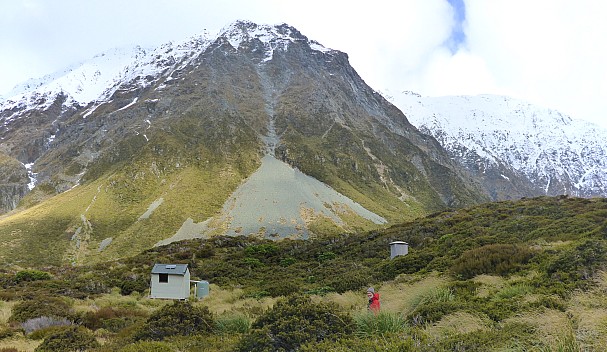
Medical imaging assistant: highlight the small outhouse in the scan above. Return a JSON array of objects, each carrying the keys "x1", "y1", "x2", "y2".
[
  {"x1": 150, "y1": 264, "x2": 190, "y2": 299},
  {"x1": 390, "y1": 241, "x2": 409, "y2": 259}
]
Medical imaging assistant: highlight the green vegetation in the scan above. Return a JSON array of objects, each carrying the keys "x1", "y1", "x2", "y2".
[
  {"x1": 9, "y1": 296, "x2": 74, "y2": 324},
  {"x1": 236, "y1": 295, "x2": 354, "y2": 351},
  {"x1": 134, "y1": 301, "x2": 215, "y2": 341},
  {"x1": 0, "y1": 196, "x2": 605, "y2": 350},
  {"x1": 34, "y1": 326, "x2": 99, "y2": 352}
]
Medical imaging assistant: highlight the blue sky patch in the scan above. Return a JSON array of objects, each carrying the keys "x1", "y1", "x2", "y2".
[{"x1": 446, "y1": 0, "x2": 466, "y2": 52}]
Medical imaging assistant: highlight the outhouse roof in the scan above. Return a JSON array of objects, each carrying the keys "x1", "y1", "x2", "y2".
[{"x1": 151, "y1": 263, "x2": 189, "y2": 275}]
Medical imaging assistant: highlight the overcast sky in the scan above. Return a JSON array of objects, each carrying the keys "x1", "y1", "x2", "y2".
[{"x1": 1, "y1": 0, "x2": 605, "y2": 128}]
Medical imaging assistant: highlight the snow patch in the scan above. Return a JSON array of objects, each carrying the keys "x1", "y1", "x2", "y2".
[
  {"x1": 24, "y1": 163, "x2": 37, "y2": 190},
  {"x1": 116, "y1": 97, "x2": 138, "y2": 112}
]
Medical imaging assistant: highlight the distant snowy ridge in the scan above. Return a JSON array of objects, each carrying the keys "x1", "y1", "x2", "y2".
[
  {"x1": 3, "y1": 47, "x2": 150, "y2": 104},
  {"x1": 396, "y1": 93, "x2": 607, "y2": 197}
]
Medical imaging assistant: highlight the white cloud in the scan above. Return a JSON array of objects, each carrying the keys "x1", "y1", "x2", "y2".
[
  {"x1": 458, "y1": 0, "x2": 607, "y2": 126},
  {"x1": 0, "y1": 0, "x2": 605, "y2": 128},
  {"x1": 418, "y1": 48, "x2": 503, "y2": 96}
]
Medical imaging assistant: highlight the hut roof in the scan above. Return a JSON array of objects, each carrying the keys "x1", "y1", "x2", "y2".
[{"x1": 151, "y1": 263, "x2": 189, "y2": 275}]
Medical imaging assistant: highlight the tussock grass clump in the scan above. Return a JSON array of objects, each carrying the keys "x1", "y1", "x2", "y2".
[
  {"x1": 538, "y1": 332, "x2": 583, "y2": 352},
  {"x1": 215, "y1": 313, "x2": 250, "y2": 335},
  {"x1": 354, "y1": 311, "x2": 408, "y2": 337},
  {"x1": 408, "y1": 286, "x2": 455, "y2": 312},
  {"x1": 424, "y1": 311, "x2": 491, "y2": 338},
  {"x1": 494, "y1": 282, "x2": 533, "y2": 300},
  {"x1": 407, "y1": 286, "x2": 460, "y2": 326}
]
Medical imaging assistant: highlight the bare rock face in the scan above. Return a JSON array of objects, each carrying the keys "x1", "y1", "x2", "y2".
[{"x1": 0, "y1": 153, "x2": 29, "y2": 212}]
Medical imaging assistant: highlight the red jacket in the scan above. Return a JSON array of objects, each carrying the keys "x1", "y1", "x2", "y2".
[{"x1": 368, "y1": 293, "x2": 380, "y2": 313}]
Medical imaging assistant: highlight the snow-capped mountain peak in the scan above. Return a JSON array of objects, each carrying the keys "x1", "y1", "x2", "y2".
[
  {"x1": 0, "y1": 21, "x2": 335, "y2": 118},
  {"x1": 219, "y1": 20, "x2": 333, "y2": 61}
]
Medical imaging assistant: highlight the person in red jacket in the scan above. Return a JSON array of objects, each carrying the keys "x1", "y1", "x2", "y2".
[{"x1": 367, "y1": 287, "x2": 380, "y2": 314}]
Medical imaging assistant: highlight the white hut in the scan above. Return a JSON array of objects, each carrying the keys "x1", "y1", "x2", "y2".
[
  {"x1": 389, "y1": 241, "x2": 409, "y2": 259},
  {"x1": 150, "y1": 264, "x2": 190, "y2": 299}
]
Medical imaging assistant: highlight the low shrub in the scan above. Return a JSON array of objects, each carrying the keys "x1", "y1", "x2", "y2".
[
  {"x1": 407, "y1": 301, "x2": 461, "y2": 326},
  {"x1": 304, "y1": 286, "x2": 335, "y2": 296},
  {"x1": 328, "y1": 271, "x2": 372, "y2": 294},
  {"x1": 82, "y1": 306, "x2": 146, "y2": 332},
  {"x1": 9, "y1": 296, "x2": 73, "y2": 323},
  {"x1": 279, "y1": 257, "x2": 296, "y2": 267},
  {"x1": 134, "y1": 301, "x2": 215, "y2": 341},
  {"x1": 432, "y1": 321, "x2": 537, "y2": 351},
  {"x1": 378, "y1": 252, "x2": 434, "y2": 280},
  {"x1": 15, "y1": 270, "x2": 52, "y2": 283},
  {"x1": 119, "y1": 276, "x2": 149, "y2": 295},
  {"x1": 241, "y1": 257, "x2": 263, "y2": 268},
  {"x1": 28, "y1": 325, "x2": 70, "y2": 341},
  {"x1": 262, "y1": 280, "x2": 300, "y2": 297},
  {"x1": 317, "y1": 251, "x2": 337, "y2": 262},
  {"x1": 529, "y1": 295, "x2": 567, "y2": 312},
  {"x1": 451, "y1": 244, "x2": 534, "y2": 279},
  {"x1": 478, "y1": 297, "x2": 523, "y2": 321},
  {"x1": 0, "y1": 327, "x2": 14, "y2": 340},
  {"x1": 300, "y1": 335, "x2": 416, "y2": 351},
  {"x1": 196, "y1": 244, "x2": 216, "y2": 259},
  {"x1": 119, "y1": 340, "x2": 176, "y2": 352},
  {"x1": 236, "y1": 295, "x2": 354, "y2": 352},
  {"x1": 245, "y1": 244, "x2": 279, "y2": 259},
  {"x1": 545, "y1": 239, "x2": 607, "y2": 289},
  {"x1": 34, "y1": 326, "x2": 99, "y2": 352}
]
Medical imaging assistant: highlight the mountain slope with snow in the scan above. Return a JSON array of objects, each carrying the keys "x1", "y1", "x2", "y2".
[
  {"x1": 0, "y1": 21, "x2": 490, "y2": 266},
  {"x1": 395, "y1": 92, "x2": 607, "y2": 198}
]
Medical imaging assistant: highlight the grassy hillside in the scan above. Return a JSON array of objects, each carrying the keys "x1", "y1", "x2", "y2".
[
  {"x1": 0, "y1": 196, "x2": 606, "y2": 351},
  {"x1": 0, "y1": 116, "x2": 261, "y2": 267}
]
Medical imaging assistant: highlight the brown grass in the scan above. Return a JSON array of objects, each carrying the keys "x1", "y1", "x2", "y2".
[
  {"x1": 471, "y1": 274, "x2": 506, "y2": 298},
  {"x1": 379, "y1": 273, "x2": 448, "y2": 314},
  {"x1": 0, "y1": 301, "x2": 16, "y2": 325},
  {"x1": 201, "y1": 284, "x2": 277, "y2": 316},
  {"x1": 311, "y1": 291, "x2": 364, "y2": 313},
  {"x1": 504, "y1": 309, "x2": 572, "y2": 346},
  {"x1": 424, "y1": 311, "x2": 492, "y2": 337},
  {"x1": 566, "y1": 271, "x2": 607, "y2": 350},
  {"x1": 0, "y1": 337, "x2": 40, "y2": 352}
]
